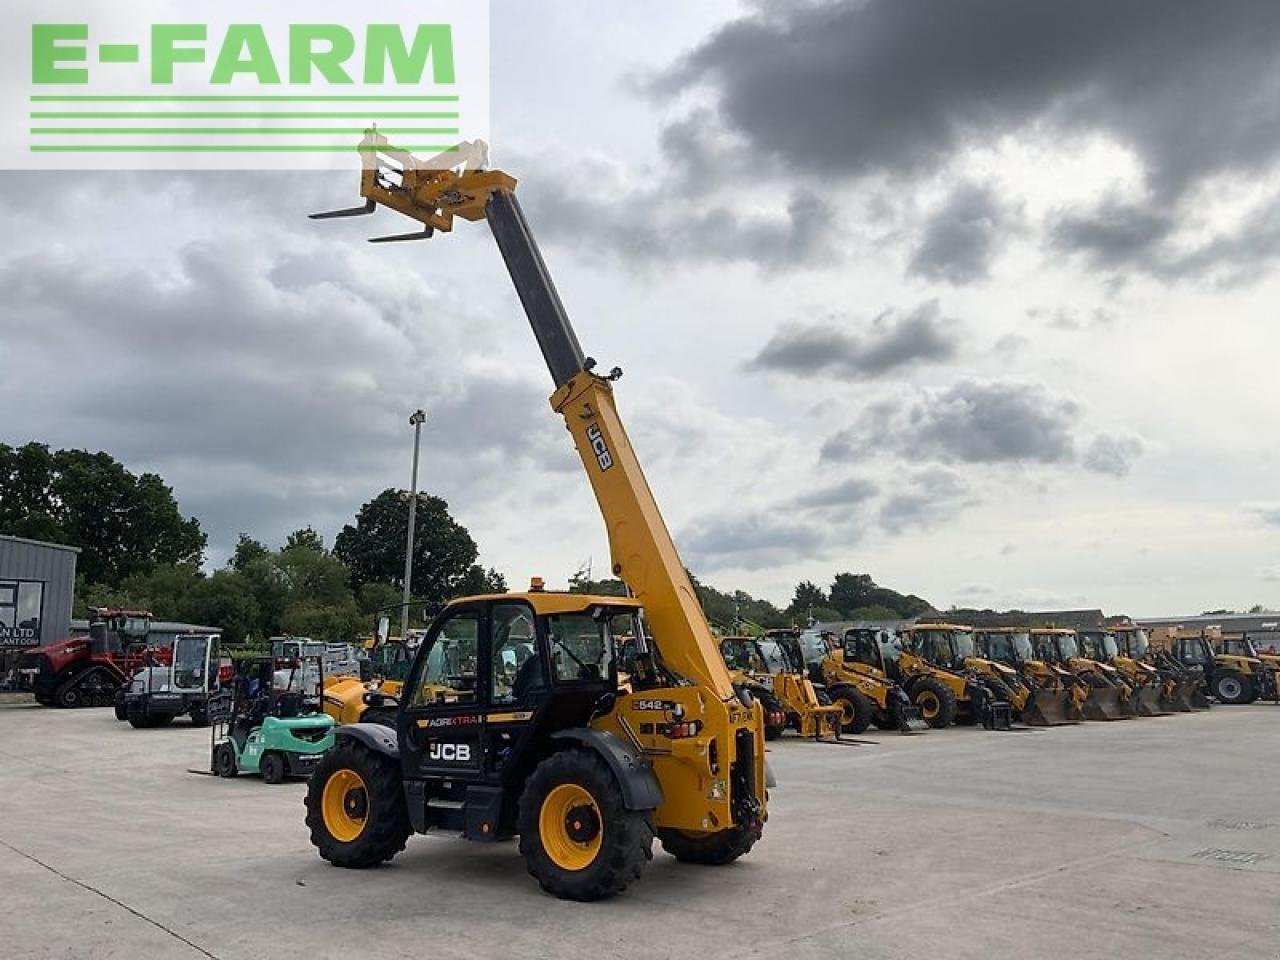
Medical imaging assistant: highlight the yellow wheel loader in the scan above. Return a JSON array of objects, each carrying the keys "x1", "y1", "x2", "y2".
[
  {"x1": 1030, "y1": 628, "x2": 1132, "y2": 721},
  {"x1": 901, "y1": 623, "x2": 1015, "y2": 729},
  {"x1": 908, "y1": 623, "x2": 1036, "y2": 722},
  {"x1": 1078, "y1": 630, "x2": 1169, "y2": 716},
  {"x1": 793, "y1": 630, "x2": 928, "y2": 734},
  {"x1": 834, "y1": 626, "x2": 1002, "y2": 729},
  {"x1": 303, "y1": 135, "x2": 769, "y2": 900},
  {"x1": 719, "y1": 637, "x2": 843, "y2": 741},
  {"x1": 974, "y1": 628, "x2": 1081, "y2": 725}
]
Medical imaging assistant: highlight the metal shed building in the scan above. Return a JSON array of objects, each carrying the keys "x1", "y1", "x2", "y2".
[{"x1": 0, "y1": 534, "x2": 78, "y2": 652}]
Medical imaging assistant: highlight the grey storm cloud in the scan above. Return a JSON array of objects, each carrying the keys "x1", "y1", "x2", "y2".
[
  {"x1": 879, "y1": 467, "x2": 974, "y2": 534},
  {"x1": 908, "y1": 182, "x2": 1014, "y2": 284},
  {"x1": 750, "y1": 301, "x2": 959, "y2": 378},
  {"x1": 659, "y1": 0, "x2": 1280, "y2": 277},
  {"x1": 0, "y1": 177, "x2": 565, "y2": 561},
  {"x1": 792, "y1": 477, "x2": 879, "y2": 511},
  {"x1": 1081, "y1": 434, "x2": 1144, "y2": 477},
  {"x1": 822, "y1": 379, "x2": 1080, "y2": 466},
  {"x1": 680, "y1": 511, "x2": 827, "y2": 572},
  {"x1": 511, "y1": 151, "x2": 840, "y2": 272}
]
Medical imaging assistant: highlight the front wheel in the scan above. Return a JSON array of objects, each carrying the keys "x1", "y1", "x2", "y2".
[
  {"x1": 305, "y1": 740, "x2": 411, "y2": 868},
  {"x1": 113, "y1": 694, "x2": 128, "y2": 722},
  {"x1": 829, "y1": 685, "x2": 874, "y2": 734},
  {"x1": 658, "y1": 825, "x2": 760, "y2": 865},
  {"x1": 213, "y1": 742, "x2": 239, "y2": 778},
  {"x1": 912, "y1": 677, "x2": 957, "y2": 728},
  {"x1": 517, "y1": 749, "x2": 654, "y2": 901}
]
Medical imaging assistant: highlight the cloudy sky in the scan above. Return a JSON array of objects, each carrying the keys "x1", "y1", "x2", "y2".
[{"x1": 3, "y1": 0, "x2": 1279, "y2": 617}]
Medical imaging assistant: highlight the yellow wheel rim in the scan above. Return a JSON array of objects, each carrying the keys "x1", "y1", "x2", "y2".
[
  {"x1": 321, "y1": 769, "x2": 368, "y2": 843},
  {"x1": 918, "y1": 692, "x2": 940, "y2": 718},
  {"x1": 539, "y1": 783, "x2": 602, "y2": 871},
  {"x1": 838, "y1": 698, "x2": 856, "y2": 726}
]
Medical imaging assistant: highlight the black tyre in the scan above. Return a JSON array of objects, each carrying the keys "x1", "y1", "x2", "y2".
[
  {"x1": 517, "y1": 748, "x2": 654, "y2": 901},
  {"x1": 113, "y1": 694, "x2": 128, "y2": 722},
  {"x1": 127, "y1": 702, "x2": 152, "y2": 728},
  {"x1": 361, "y1": 706, "x2": 399, "y2": 728},
  {"x1": 213, "y1": 742, "x2": 239, "y2": 778},
  {"x1": 261, "y1": 751, "x2": 286, "y2": 784},
  {"x1": 829, "y1": 685, "x2": 874, "y2": 735},
  {"x1": 305, "y1": 740, "x2": 411, "y2": 868},
  {"x1": 189, "y1": 703, "x2": 209, "y2": 728},
  {"x1": 56, "y1": 684, "x2": 83, "y2": 709},
  {"x1": 1213, "y1": 671, "x2": 1252, "y2": 705},
  {"x1": 912, "y1": 677, "x2": 957, "y2": 728},
  {"x1": 658, "y1": 825, "x2": 760, "y2": 866}
]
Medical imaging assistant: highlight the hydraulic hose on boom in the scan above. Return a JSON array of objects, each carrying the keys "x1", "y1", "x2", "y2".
[{"x1": 312, "y1": 131, "x2": 735, "y2": 700}]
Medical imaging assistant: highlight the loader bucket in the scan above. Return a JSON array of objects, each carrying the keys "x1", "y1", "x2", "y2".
[
  {"x1": 1188, "y1": 682, "x2": 1212, "y2": 710},
  {"x1": 1159, "y1": 681, "x2": 1193, "y2": 713},
  {"x1": 1080, "y1": 686, "x2": 1129, "y2": 721},
  {"x1": 1020, "y1": 689, "x2": 1078, "y2": 726},
  {"x1": 895, "y1": 702, "x2": 930, "y2": 733},
  {"x1": 1132, "y1": 684, "x2": 1171, "y2": 717}
]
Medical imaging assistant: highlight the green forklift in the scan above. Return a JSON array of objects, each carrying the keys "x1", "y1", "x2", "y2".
[{"x1": 210, "y1": 656, "x2": 335, "y2": 783}]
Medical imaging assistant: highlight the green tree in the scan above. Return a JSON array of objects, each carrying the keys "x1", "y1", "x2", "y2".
[
  {"x1": 285, "y1": 526, "x2": 325, "y2": 553},
  {"x1": 334, "y1": 489, "x2": 493, "y2": 608},
  {"x1": 0, "y1": 442, "x2": 205, "y2": 584},
  {"x1": 230, "y1": 534, "x2": 270, "y2": 571},
  {"x1": 788, "y1": 580, "x2": 828, "y2": 617}
]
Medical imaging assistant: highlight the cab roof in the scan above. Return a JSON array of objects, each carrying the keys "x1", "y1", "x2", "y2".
[
  {"x1": 1029, "y1": 627, "x2": 1076, "y2": 635},
  {"x1": 450, "y1": 592, "x2": 643, "y2": 615},
  {"x1": 907, "y1": 622, "x2": 973, "y2": 632}
]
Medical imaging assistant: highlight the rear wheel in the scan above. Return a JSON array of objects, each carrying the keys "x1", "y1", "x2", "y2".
[
  {"x1": 113, "y1": 693, "x2": 128, "y2": 722},
  {"x1": 261, "y1": 751, "x2": 286, "y2": 784},
  {"x1": 517, "y1": 749, "x2": 653, "y2": 901},
  {"x1": 829, "y1": 685, "x2": 873, "y2": 734},
  {"x1": 1213, "y1": 671, "x2": 1252, "y2": 705},
  {"x1": 127, "y1": 702, "x2": 152, "y2": 728},
  {"x1": 912, "y1": 677, "x2": 957, "y2": 728},
  {"x1": 659, "y1": 825, "x2": 759, "y2": 865},
  {"x1": 306, "y1": 740, "x2": 410, "y2": 868}
]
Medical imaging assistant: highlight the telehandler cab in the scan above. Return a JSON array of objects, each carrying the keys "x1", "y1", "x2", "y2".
[
  {"x1": 1170, "y1": 632, "x2": 1277, "y2": 705},
  {"x1": 719, "y1": 636, "x2": 842, "y2": 741},
  {"x1": 974, "y1": 628, "x2": 1080, "y2": 725},
  {"x1": 1030, "y1": 628, "x2": 1132, "y2": 720},
  {"x1": 306, "y1": 134, "x2": 769, "y2": 901}
]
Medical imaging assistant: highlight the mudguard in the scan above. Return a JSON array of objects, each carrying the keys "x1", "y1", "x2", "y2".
[
  {"x1": 551, "y1": 728, "x2": 663, "y2": 811},
  {"x1": 335, "y1": 721, "x2": 400, "y2": 758}
]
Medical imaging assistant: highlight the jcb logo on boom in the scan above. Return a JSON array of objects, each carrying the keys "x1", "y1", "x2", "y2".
[
  {"x1": 586, "y1": 423, "x2": 613, "y2": 472},
  {"x1": 429, "y1": 742, "x2": 471, "y2": 762}
]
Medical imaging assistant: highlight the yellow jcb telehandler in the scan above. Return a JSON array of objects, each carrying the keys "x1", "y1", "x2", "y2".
[
  {"x1": 1030, "y1": 628, "x2": 1132, "y2": 720},
  {"x1": 973, "y1": 628, "x2": 1080, "y2": 724},
  {"x1": 302, "y1": 135, "x2": 770, "y2": 900},
  {"x1": 719, "y1": 636, "x2": 843, "y2": 741}
]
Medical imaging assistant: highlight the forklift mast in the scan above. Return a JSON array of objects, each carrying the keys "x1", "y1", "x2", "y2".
[{"x1": 313, "y1": 132, "x2": 734, "y2": 699}]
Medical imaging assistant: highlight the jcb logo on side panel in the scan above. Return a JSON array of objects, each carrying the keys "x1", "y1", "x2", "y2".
[
  {"x1": 429, "y1": 742, "x2": 471, "y2": 762},
  {"x1": 586, "y1": 423, "x2": 614, "y2": 472}
]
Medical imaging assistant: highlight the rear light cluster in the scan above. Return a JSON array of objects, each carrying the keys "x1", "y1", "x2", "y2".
[
  {"x1": 660, "y1": 720, "x2": 703, "y2": 739},
  {"x1": 767, "y1": 710, "x2": 786, "y2": 727}
]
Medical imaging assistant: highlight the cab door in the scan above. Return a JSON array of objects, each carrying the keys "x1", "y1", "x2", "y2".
[{"x1": 399, "y1": 604, "x2": 486, "y2": 781}]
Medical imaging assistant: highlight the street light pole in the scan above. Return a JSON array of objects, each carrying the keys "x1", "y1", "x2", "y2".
[{"x1": 401, "y1": 409, "x2": 426, "y2": 642}]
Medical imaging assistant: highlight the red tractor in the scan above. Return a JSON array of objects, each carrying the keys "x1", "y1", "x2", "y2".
[{"x1": 16, "y1": 608, "x2": 167, "y2": 708}]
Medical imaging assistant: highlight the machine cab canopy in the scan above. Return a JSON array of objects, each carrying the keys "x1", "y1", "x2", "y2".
[
  {"x1": 907, "y1": 623, "x2": 976, "y2": 669},
  {"x1": 1031, "y1": 629, "x2": 1079, "y2": 662},
  {"x1": 978, "y1": 629, "x2": 1034, "y2": 664},
  {"x1": 1078, "y1": 631, "x2": 1119, "y2": 661},
  {"x1": 1112, "y1": 627, "x2": 1150, "y2": 658}
]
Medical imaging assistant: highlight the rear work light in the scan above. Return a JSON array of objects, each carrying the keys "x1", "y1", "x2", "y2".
[{"x1": 660, "y1": 720, "x2": 703, "y2": 739}]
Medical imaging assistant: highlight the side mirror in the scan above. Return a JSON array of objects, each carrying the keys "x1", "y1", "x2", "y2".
[{"x1": 377, "y1": 617, "x2": 391, "y2": 644}]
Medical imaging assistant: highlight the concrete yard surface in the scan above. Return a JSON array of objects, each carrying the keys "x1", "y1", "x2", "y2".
[{"x1": 1, "y1": 702, "x2": 1277, "y2": 959}]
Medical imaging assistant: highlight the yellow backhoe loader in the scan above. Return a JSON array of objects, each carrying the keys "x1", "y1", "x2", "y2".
[
  {"x1": 302, "y1": 134, "x2": 769, "y2": 900},
  {"x1": 1215, "y1": 636, "x2": 1280, "y2": 703},
  {"x1": 1031, "y1": 628, "x2": 1132, "y2": 720},
  {"x1": 1078, "y1": 629, "x2": 1168, "y2": 716},
  {"x1": 719, "y1": 636, "x2": 843, "y2": 741},
  {"x1": 1165, "y1": 630, "x2": 1278, "y2": 705},
  {"x1": 790, "y1": 629, "x2": 928, "y2": 734},
  {"x1": 1110, "y1": 624, "x2": 1201, "y2": 712},
  {"x1": 973, "y1": 628, "x2": 1080, "y2": 724}
]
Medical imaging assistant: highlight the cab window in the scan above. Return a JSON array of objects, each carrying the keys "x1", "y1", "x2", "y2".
[
  {"x1": 411, "y1": 612, "x2": 479, "y2": 707},
  {"x1": 491, "y1": 604, "x2": 539, "y2": 704},
  {"x1": 547, "y1": 613, "x2": 611, "y2": 683}
]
